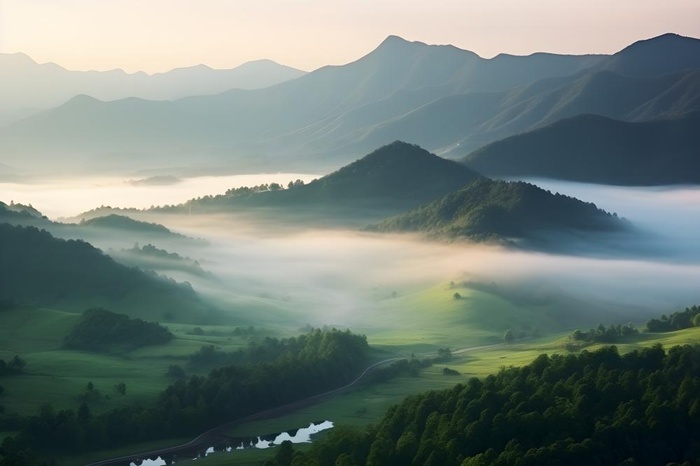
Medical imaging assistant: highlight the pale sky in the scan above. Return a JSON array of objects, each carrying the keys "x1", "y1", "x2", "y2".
[{"x1": 1, "y1": 0, "x2": 699, "y2": 74}]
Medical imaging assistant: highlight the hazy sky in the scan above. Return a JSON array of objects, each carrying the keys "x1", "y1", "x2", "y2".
[{"x1": 1, "y1": 0, "x2": 699, "y2": 73}]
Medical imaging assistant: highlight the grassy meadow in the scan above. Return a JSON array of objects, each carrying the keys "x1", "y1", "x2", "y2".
[{"x1": 1, "y1": 283, "x2": 698, "y2": 465}]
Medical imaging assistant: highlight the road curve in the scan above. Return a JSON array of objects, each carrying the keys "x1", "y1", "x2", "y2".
[{"x1": 84, "y1": 357, "x2": 400, "y2": 466}]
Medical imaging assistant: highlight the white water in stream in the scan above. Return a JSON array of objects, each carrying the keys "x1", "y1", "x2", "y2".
[{"x1": 130, "y1": 420, "x2": 333, "y2": 465}]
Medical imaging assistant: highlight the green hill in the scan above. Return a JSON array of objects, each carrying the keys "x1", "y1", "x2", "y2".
[
  {"x1": 80, "y1": 214, "x2": 182, "y2": 236},
  {"x1": 462, "y1": 112, "x2": 700, "y2": 185},
  {"x1": 0, "y1": 223, "x2": 212, "y2": 322},
  {"x1": 371, "y1": 178, "x2": 626, "y2": 245},
  {"x1": 281, "y1": 141, "x2": 482, "y2": 205},
  {"x1": 179, "y1": 141, "x2": 482, "y2": 221}
]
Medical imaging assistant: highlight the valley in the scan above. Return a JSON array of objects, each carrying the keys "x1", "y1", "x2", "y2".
[{"x1": 1, "y1": 14, "x2": 700, "y2": 465}]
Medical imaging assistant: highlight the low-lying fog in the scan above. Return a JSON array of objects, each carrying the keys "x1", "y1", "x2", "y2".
[
  {"x1": 3, "y1": 176, "x2": 700, "y2": 336},
  {"x1": 150, "y1": 180, "x2": 700, "y2": 331},
  {"x1": 525, "y1": 179, "x2": 700, "y2": 262},
  {"x1": 0, "y1": 173, "x2": 319, "y2": 218}
]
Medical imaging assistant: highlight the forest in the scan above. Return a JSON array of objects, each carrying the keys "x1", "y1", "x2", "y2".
[
  {"x1": 280, "y1": 344, "x2": 700, "y2": 466},
  {"x1": 0, "y1": 329, "x2": 368, "y2": 464}
]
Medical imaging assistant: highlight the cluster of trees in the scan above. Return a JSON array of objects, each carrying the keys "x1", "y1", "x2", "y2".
[
  {"x1": 129, "y1": 243, "x2": 186, "y2": 261},
  {"x1": 0, "y1": 329, "x2": 368, "y2": 460},
  {"x1": 284, "y1": 344, "x2": 700, "y2": 465},
  {"x1": 0, "y1": 356, "x2": 27, "y2": 412},
  {"x1": 64, "y1": 308, "x2": 173, "y2": 352},
  {"x1": 0, "y1": 356, "x2": 26, "y2": 376},
  {"x1": 187, "y1": 325, "x2": 257, "y2": 337},
  {"x1": 223, "y1": 179, "x2": 305, "y2": 197},
  {"x1": 152, "y1": 179, "x2": 311, "y2": 213},
  {"x1": 189, "y1": 330, "x2": 360, "y2": 369},
  {"x1": 570, "y1": 323, "x2": 639, "y2": 344},
  {"x1": 646, "y1": 305, "x2": 700, "y2": 332}
]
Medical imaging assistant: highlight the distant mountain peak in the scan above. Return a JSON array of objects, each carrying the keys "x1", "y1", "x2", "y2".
[
  {"x1": 379, "y1": 35, "x2": 415, "y2": 46},
  {"x1": 0, "y1": 52, "x2": 38, "y2": 66},
  {"x1": 601, "y1": 32, "x2": 700, "y2": 78},
  {"x1": 374, "y1": 35, "x2": 476, "y2": 55},
  {"x1": 617, "y1": 32, "x2": 700, "y2": 54},
  {"x1": 66, "y1": 94, "x2": 103, "y2": 105}
]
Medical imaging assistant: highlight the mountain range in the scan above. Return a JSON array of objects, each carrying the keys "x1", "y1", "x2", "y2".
[
  {"x1": 0, "y1": 53, "x2": 306, "y2": 126},
  {"x1": 0, "y1": 33, "x2": 698, "y2": 180}
]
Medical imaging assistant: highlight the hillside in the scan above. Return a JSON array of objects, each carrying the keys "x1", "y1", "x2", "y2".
[
  {"x1": 292, "y1": 345, "x2": 700, "y2": 466},
  {"x1": 278, "y1": 141, "x2": 483, "y2": 205},
  {"x1": 0, "y1": 223, "x2": 212, "y2": 322},
  {"x1": 462, "y1": 112, "x2": 700, "y2": 185},
  {"x1": 176, "y1": 142, "x2": 482, "y2": 219},
  {"x1": 371, "y1": 178, "x2": 626, "y2": 245},
  {"x1": 80, "y1": 214, "x2": 183, "y2": 236}
]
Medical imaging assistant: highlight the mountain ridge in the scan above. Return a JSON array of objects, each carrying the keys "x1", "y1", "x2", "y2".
[
  {"x1": 1, "y1": 33, "x2": 698, "y2": 174},
  {"x1": 462, "y1": 111, "x2": 700, "y2": 185}
]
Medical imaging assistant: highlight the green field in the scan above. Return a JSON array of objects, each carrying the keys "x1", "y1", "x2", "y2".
[
  {"x1": 1, "y1": 288, "x2": 699, "y2": 465},
  {"x1": 0, "y1": 306, "x2": 267, "y2": 415}
]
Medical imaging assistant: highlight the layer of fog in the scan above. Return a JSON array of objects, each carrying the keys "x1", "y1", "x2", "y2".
[
  {"x1": 0, "y1": 172, "x2": 318, "y2": 219},
  {"x1": 4, "y1": 177, "x2": 700, "y2": 338},
  {"x1": 523, "y1": 179, "x2": 700, "y2": 262},
  {"x1": 142, "y1": 203, "x2": 700, "y2": 334}
]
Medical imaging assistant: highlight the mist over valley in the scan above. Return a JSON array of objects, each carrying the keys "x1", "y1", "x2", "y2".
[{"x1": 1, "y1": 17, "x2": 700, "y2": 466}]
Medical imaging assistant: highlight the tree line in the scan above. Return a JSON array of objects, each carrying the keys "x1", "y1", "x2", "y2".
[{"x1": 646, "y1": 305, "x2": 700, "y2": 333}]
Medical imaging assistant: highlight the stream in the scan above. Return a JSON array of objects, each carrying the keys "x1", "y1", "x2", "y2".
[{"x1": 129, "y1": 420, "x2": 333, "y2": 465}]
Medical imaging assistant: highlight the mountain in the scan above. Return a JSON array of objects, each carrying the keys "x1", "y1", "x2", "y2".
[
  {"x1": 174, "y1": 142, "x2": 483, "y2": 221},
  {"x1": 0, "y1": 36, "x2": 603, "y2": 174},
  {"x1": 594, "y1": 33, "x2": 700, "y2": 78},
  {"x1": 0, "y1": 223, "x2": 212, "y2": 322},
  {"x1": 0, "y1": 53, "x2": 306, "y2": 125},
  {"x1": 0, "y1": 33, "x2": 698, "y2": 174},
  {"x1": 348, "y1": 68, "x2": 700, "y2": 160},
  {"x1": 271, "y1": 141, "x2": 482, "y2": 206},
  {"x1": 462, "y1": 112, "x2": 700, "y2": 185},
  {"x1": 371, "y1": 178, "x2": 627, "y2": 247}
]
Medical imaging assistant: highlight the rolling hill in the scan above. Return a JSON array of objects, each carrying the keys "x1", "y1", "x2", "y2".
[
  {"x1": 79, "y1": 214, "x2": 186, "y2": 237},
  {"x1": 462, "y1": 111, "x2": 700, "y2": 185},
  {"x1": 371, "y1": 178, "x2": 628, "y2": 247},
  {"x1": 0, "y1": 223, "x2": 213, "y2": 322}
]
